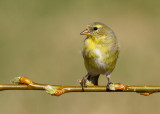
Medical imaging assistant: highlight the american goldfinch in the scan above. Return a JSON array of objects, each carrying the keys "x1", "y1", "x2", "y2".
[{"x1": 80, "y1": 22, "x2": 119, "y2": 91}]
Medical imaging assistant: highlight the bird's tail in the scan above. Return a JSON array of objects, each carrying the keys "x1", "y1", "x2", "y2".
[{"x1": 87, "y1": 74, "x2": 100, "y2": 85}]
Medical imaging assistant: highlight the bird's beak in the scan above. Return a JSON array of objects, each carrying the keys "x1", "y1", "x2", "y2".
[{"x1": 80, "y1": 29, "x2": 90, "y2": 36}]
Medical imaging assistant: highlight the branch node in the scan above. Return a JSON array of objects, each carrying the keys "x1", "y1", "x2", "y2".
[
  {"x1": 11, "y1": 77, "x2": 21, "y2": 84},
  {"x1": 109, "y1": 83, "x2": 126, "y2": 91},
  {"x1": 11, "y1": 77, "x2": 35, "y2": 85},
  {"x1": 139, "y1": 92, "x2": 152, "y2": 96},
  {"x1": 45, "y1": 85, "x2": 64, "y2": 96},
  {"x1": 77, "y1": 79, "x2": 94, "y2": 86}
]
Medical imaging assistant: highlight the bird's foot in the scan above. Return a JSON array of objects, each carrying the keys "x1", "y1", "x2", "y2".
[
  {"x1": 106, "y1": 82, "x2": 113, "y2": 91},
  {"x1": 80, "y1": 77, "x2": 88, "y2": 92}
]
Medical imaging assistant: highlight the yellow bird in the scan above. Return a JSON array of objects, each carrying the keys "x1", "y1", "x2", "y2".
[{"x1": 80, "y1": 22, "x2": 119, "y2": 91}]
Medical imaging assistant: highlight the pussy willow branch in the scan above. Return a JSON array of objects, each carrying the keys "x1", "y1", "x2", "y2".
[{"x1": 0, "y1": 77, "x2": 160, "y2": 96}]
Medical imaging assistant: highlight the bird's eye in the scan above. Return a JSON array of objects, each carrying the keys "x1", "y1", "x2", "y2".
[{"x1": 93, "y1": 27, "x2": 98, "y2": 30}]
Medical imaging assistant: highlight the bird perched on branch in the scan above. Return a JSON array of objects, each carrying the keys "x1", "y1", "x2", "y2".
[{"x1": 80, "y1": 22, "x2": 119, "y2": 91}]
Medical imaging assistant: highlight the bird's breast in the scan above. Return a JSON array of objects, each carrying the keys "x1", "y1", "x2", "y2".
[
  {"x1": 82, "y1": 37, "x2": 119, "y2": 75},
  {"x1": 93, "y1": 48, "x2": 108, "y2": 67}
]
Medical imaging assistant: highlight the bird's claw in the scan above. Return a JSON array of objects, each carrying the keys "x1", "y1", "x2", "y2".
[
  {"x1": 106, "y1": 82, "x2": 113, "y2": 91},
  {"x1": 80, "y1": 77, "x2": 87, "y2": 92}
]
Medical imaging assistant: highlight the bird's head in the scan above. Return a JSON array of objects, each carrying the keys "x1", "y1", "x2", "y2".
[{"x1": 80, "y1": 22, "x2": 109, "y2": 38}]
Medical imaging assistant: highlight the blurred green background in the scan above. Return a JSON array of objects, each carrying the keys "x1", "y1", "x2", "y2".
[{"x1": 0, "y1": 0, "x2": 160, "y2": 114}]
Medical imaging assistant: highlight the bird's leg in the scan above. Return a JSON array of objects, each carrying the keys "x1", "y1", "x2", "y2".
[
  {"x1": 81, "y1": 73, "x2": 89, "y2": 92},
  {"x1": 106, "y1": 74, "x2": 113, "y2": 91}
]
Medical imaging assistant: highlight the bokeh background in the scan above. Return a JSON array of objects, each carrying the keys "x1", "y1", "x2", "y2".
[{"x1": 0, "y1": 0, "x2": 160, "y2": 114}]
